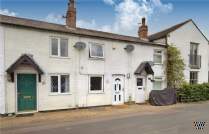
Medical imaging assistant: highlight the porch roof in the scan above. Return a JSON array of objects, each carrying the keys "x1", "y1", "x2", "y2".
[
  {"x1": 6, "y1": 54, "x2": 44, "y2": 82},
  {"x1": 134, "y1": 62, "x2": 154, "y2": 75}
]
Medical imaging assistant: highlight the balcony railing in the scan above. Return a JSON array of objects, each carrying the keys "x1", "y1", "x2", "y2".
[{"x1": 189, "y1": 55, "x2": 201, "y2": 69}]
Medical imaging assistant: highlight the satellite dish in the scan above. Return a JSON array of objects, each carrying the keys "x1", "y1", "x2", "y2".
[
  {"x1": 74, "y1": 42, "x2": 86, "y2": 50},
  {"x1": 124, "y1": 44, "x2": 135, "y2": 52}
]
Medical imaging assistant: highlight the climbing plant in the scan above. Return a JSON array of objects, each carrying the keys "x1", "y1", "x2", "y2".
[{"x1": 167, "y1": 45, "x2": 185, "y2": 88}]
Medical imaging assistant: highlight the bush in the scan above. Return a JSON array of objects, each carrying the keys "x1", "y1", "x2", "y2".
[{"x1": 177, "y1": 83, "x2": 209, "y2": 102}]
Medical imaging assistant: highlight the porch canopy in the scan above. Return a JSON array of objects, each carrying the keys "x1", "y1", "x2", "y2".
[
  {"x1": 134, "y1": 61, "x2": 154, "y2": 75},
  {"x1": 6, "y1": 54, "x2": 44, "y2": 82}
]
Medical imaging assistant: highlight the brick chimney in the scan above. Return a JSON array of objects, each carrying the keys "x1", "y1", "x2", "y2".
[
  {"x1": 66, "y1": 0, "x2": 76, "y2": 28},
  {"x1": 138, "y1": 17, "x2": 148, "y2": 40}
]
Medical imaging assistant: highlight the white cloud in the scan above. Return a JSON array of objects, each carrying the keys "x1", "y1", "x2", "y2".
[
  {"x1": 151, "y1": 0, "x2": 173, "y2": 13},
  {"x1": 103, "y1": 0, "x2": 115, "y2": 5},
  {"x1": 45, "y1": 13, "x2": 64, "y2": 24},
  {"x1": 44, "y1": 0, "x2": 173, "y2": 36},
  {"x1": 78, "y1": 0, "x2": 173, "y2": 36},
  {"x1": 0, "y1": 9, "x2": 17, "y2": 16},
  {"x1": 109, "y1": 0, "x2": 173, "y2": 36},
  {"x1": 77, "y1": 19, "x2": 97, "y2": 29}
]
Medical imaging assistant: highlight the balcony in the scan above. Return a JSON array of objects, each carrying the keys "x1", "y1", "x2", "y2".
[{"x1": 189, "y1": 55, "x2": 201, "y2": 69}]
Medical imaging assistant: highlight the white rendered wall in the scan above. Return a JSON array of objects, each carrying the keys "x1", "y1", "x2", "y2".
[
  {"x1": 167, "y1": 21, "x2": 209, "y2": 83},
  {"x1": 0, "y1": 25, "x2": 5, "y2": 114},
  {"x1": 3, "y1": 25, "x2": 166, "y2": 113}
]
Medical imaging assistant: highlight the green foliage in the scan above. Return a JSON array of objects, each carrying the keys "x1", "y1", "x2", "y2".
[
  {"x1": 167, "y1": 45, "x2": 185, "y2": 88},
  {"x1": 177, "y1": 83, "x2": 209, "y2": 102}
]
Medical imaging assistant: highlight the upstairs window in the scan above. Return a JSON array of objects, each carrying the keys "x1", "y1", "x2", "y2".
[
  {"x1": 190, "y1": 43, "x2": 198, "y2": 56},
  {"x1": 50, "y1": 74, "x2": 70, "y2": 94},
  {"x1": 51, "y1": 37, "x2": 68, "y2": 57},
  {"x1": 153, "y1": 50, "x2": 163, "y2": 64},
  {"x1": 89, "y1": 43, "x2": 104, "y2": 58}
]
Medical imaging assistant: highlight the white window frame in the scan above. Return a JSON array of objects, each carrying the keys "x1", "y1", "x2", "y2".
[
  {"x1": 50, "y1": 74, "x2": 70, "y2": 95},
  {"x1": 153, "y1": 77, "x2": 163, "y2": 90},
  {"x1": 50, "y1": 37, "x2": 69, "y2": 58},
  {"x1": 89, "y1": 42, "x2": 105, "y2": 59},
  {"x1": 89, "y1": 75, "x2": 104, "y2": 94},
  {"x1": 153, "y1": 49, "x2": 163, "y2": 64}
]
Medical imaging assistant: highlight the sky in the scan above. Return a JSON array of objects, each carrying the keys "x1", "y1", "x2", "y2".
[{"x1": 0, "y1": 0, "x2": 209, "y2": 38}]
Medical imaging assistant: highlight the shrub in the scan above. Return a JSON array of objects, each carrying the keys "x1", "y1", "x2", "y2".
[
  {"x1": 177, "y1": 83, "x2": 209, "y2": 102},
  {"x1": 167, "y1": 45, "x2": 185, "y2": 88}
]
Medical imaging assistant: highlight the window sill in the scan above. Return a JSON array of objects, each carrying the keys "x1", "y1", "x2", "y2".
[
  {"x1": 50, "y1": 56, "x2": 71, "y2": 59},
  {"x1": 154, "y1": 63, "x2": 163, "y2": 65},
  {"x1": 89, "y1": 57, "x2": 105, "y2": 61},
  {"x1": 88, "y1": 91, "x2": 105, "y2": 94},
  {"x1": 49, "y1": 93, "x2": 72, "y2": 96}
]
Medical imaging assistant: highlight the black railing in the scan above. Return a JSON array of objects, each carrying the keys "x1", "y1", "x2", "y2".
[{"x1": 189, "y1": 55, "x2": 201, "y2": 69}]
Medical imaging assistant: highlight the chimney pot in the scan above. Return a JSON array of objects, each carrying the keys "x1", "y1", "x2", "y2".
[{"x1": 142, "y1": 17, "x2": 146, "y2": 25}]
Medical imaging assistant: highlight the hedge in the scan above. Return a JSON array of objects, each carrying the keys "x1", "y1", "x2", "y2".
[{"x1": 177, "y1": 83, "x2": 209, "y2": 102}]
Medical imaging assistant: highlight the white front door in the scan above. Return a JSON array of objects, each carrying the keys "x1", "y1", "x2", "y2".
[
  {"x1": 135, "y1": 77, "x2": 146, "y2": 103},
  {"x1": 112, "y1": 75, "x2": 124, "y2": 105}
]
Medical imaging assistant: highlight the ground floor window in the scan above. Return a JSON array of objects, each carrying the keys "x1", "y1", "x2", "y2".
[
  {"x1": 50, "y1": 74, "x2": 69, "y2": 94},
  {"x1": 190, "y1": 71, "x2": 198, "y2": 84},
  {"x1": 89, "y1": 75, "x2": 104, "y2": 93},
  {"x1": 153, "y1": 77, "x2": 163, "y2": 90}
]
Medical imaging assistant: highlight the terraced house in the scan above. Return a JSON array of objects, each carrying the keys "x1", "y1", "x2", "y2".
[{"x1": 0, "y1": 0, "x2": 208, "y2": 115}]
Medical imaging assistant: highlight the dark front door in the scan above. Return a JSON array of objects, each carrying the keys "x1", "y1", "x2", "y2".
[{"x1": 17, "y1": 74, "x2": 37, "y2": 112}]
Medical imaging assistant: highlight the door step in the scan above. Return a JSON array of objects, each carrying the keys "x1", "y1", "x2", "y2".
[
  {"x1": 16, "y1": 111, "x2": 36, "y2": 117},
  {"x1": 16, "y1": 113, "x2": 34, "y2": 117}
]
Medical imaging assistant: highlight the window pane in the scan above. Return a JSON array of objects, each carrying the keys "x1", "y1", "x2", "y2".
[
  {"x1": 61, "y1": 75, "x2": 69, "y2": 93},
  {"x1": 51, "y1": 76, "x2": 58, "y2": 92},
  {"x1": 90, "y1": 44, "x2": 104, "y2": 58},
  {"x1": 137, "y1": 78, "x2": 143, "y2": 86},
  {"x1": 154, "y1": 54, "x2": 162, "y2": 63},
  {"x1": 190, "y1": 71, "x2": 198, "y2": 84},
  {"x1": 190, "y1": 43, "x2": 198, "y2": 55},
  {"x1": 51, "y1": 38, "x2": 58, "y2": 56},
  {"x1": 60, "y1": 39, "x2": 68, "y2": 57},
  {"x1": 153, "y1": 81, "x2": 162, "y2": 90},
  {"x1": 90, "y1": 77, "x2": 102, "y2": 91}
]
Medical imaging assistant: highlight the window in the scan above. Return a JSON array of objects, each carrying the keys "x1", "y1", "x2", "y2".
[
  {"x1": 153, "y1": 77, "x2": 163, "y2": 90},
  {"x1": 60, "y1": 39, "x2": 68, "y2": 57},
  {"x1": 153, "y1": 50, "x2": 163, "y2": 64},
  {"x1": 51, "y1": 37, "x2": 68, "y2": 57},
  {"x1": 190, "y1": 43, "x2": 198, "y2": 55},
  {"x1": 137, "y1": 78, "x2": 143, "y2": 86},
  {"x1": 190, "y1": 71, "x2": 198, "y2": 84},
  {"x1": 51, "y1": 38, "x2": 58, "y2": 56},
  {"x1": 50, "y1": 75, "x2": 69, "y2": 94},
  {"x1": 89, "y1": 75, "x2": 104, "y2": 93},
  {"x1": 89, "y1": 43, "x2": 104, "y2": 58}
]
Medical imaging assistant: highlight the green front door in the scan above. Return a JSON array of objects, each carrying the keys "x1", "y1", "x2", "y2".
[{"x1": 17, "y1": 74, "x2": 37, "y2": 112}]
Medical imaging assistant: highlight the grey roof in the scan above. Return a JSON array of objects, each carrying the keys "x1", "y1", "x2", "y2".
[
  {"x1": 149, "y1": 19, "x2": 209, "y2": 42},
  {"x1": 7, "y1": 54, "x2": 44, "y2": 74},
  {"x1": 0, "y1": 15, "x2": 165, "y2": 47}
]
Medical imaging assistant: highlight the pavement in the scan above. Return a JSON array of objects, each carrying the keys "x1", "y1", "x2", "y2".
[{"x1": 1, "y1": 102, "x2": 209, "y2": 134}]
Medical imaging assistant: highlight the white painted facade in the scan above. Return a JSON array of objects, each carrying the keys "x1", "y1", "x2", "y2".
[
  {"x1": 0, "y1": 25, "x2": 6, "y2": 114},
  {"x1": 0, "y1": 25, "x2": 166, "y2": 114},
  {"x1": 152, "y1": 21, "x2": 209, "y2": 84},
  {"x1": 167, "y1": 21, "x2": 209, "y2": 83}
]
